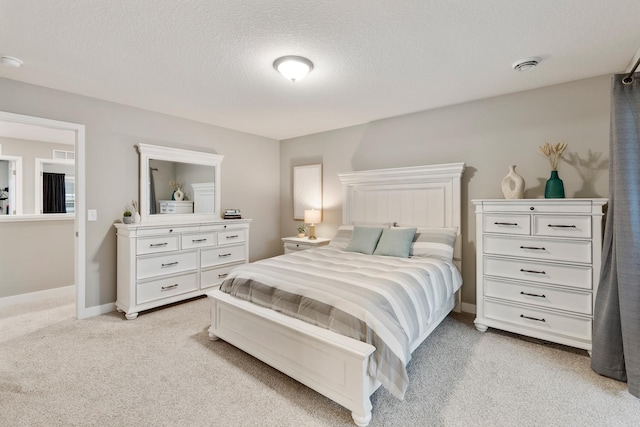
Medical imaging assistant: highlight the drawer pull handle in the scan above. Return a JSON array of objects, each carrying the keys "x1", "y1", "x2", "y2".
[
  {"x1": 520, "y1": 314, "x2": 546, "y2": 323},
  {"x1": 520, "y1": 246, "x2": 546, "y2": 250},
  {"x1": 547, "y1": 224, "x2": 576, "y2": 228},
  {"x1": 219, "y1": 253, "x2": 232, "y2": 258},
  {"x1": 161, "y1": 261, "x2": 179, "y2": 268},
  {"x1": 218, "y1": 273, "x2": 228, "y2": 279},
  {"x1": 520, "y1": 268, "x2": 546, "y2": 274},
  {"x1": 520, "y1": 291, "x2": 546, "y2": 298},
  {"x1": 494, "y1": 222, "x2": 518, "y2": 226},
  {"x1": 150, "y1": 243, "x2": 168, "y2": 247},
  {"x1": 192, "y1": 238, "x2": 207, "y2": 243},
  {"x1": 226, "y1": 235, "x2": 239, "y2": 239},
  {"x1": 161, "y1": 284, "x2": 179, "y2": 291}
]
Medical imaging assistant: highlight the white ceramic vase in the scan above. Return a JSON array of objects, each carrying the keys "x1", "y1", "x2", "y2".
[
  {"x1": 134, "y1": 211, "x2": 141, "y2": 223},
  {"x1": 501, "y1": 165, "x2": 525, "y2": 199},
  {"x1": 174, "y1": 188, "x2": 185, "y2": 201}
]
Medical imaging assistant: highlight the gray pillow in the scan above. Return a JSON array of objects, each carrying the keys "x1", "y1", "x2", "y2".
[
  {"x1": 373, "y1": 227, "x2": 417, "y2": 258},
  {"x1": 344, "y1": 226, "x2": 384, "y2": 255}
]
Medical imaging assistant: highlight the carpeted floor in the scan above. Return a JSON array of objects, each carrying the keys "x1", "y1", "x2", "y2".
[{"x1": 1, "y1": 294, "x2": 638, "y2": 426}]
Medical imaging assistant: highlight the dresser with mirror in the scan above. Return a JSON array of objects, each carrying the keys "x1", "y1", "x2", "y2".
[{"x1": 114, "y1": 144, "x2": 250, "y2": 320}]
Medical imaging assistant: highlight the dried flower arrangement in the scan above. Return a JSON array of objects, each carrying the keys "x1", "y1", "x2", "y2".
[
  {"x1": 538, "y1": 141, "x2": 568, "y2": 170},
  {"x1": 169, "y1": 180, "x2": 181, "y2": 191}
]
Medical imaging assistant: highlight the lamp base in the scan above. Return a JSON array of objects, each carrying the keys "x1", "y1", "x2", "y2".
[{"x1": 308, "y1": 224, "x2": 317, "y2": 240}]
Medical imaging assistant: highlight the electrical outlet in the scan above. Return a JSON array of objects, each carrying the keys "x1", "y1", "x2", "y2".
[{"x1": 88, "y1": 209, "x2": 97, "y2": 221}]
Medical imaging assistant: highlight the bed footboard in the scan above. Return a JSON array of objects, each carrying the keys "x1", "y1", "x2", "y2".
[{"x1": 208, "y1": 290, "x2": 378, "y2": 426}]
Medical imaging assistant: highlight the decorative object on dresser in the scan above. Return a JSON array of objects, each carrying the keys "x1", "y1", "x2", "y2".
[
  {"x1": 539, "y1": 141, "x2": 568, "y2": 199},
  {"x1": 115, "y1": 219, "x2": 251, "y2": 320},
  {"x1": 223, "y1": 209, "x2": 242, "y2": 220},
  {"x1": 296, "y1": 224, "x2": 306, "y2": 238},
  {"x1": 281, "y1": 236, "x2": 330, "y2": 253},
  {"x1": 473, "y1": 198, "x2": 607, "y2": 352},
  {"x1": 122, "y1": 204, "x2": 134, "y2": 224},
  {"x1": 501, "y1": 165, "x2": 525, "y2": 199}
]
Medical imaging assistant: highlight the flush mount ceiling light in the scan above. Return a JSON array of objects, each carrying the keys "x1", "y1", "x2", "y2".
[
  {"x1": 512, "y1": 57, "x2": 540, "y2": 72},
  {"x1": 273, "y1": 55, "x2": 314, "y2": 82},
  {"x1": 1, "y1": 55, "x2": 23, "y2": 68}
]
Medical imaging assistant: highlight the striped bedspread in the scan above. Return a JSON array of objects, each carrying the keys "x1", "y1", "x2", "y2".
[{"x1": 219, "y1": 246, "x2": 462, "y2": 399}]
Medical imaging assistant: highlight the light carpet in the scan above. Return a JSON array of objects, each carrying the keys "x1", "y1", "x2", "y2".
[{"x1": 1, "y1": 295, "x2": 638, "y2": 426}]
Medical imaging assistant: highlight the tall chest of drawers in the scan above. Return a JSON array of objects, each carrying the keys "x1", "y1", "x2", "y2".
[
  {"x1": 115, "y1": 219, "x2": 250, "y2": 320},
  {"x1": 472, "y1": 199, "x2": 607, "y2": 351}
]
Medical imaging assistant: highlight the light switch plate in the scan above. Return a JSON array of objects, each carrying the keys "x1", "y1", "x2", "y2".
[{"x1": 87, "y1": 209, "x2": 97, "y2": 221}]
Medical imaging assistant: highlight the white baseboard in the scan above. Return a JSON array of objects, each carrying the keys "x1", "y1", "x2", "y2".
[
  {"x1": 0, "y1": 285, "x2": 74, "y2": 308},
  {"x1": 461, "y1": 302, "x2": 476, "y2": 314},
  {"x1": 79, "y1": 302, "x2": 116, "y2": 319}
]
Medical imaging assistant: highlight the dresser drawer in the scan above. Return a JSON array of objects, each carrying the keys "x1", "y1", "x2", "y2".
[
  {"x1": 483, "y1": 214, "x2": 530, "y2": 235},
  {"x1": 137, "y1": 272, "x2": 198, "y2": 304},
  {"x1": 481, "y1": 201, "x2": 593, "y2": 213},
  {"x1": 137, "y1": 251, "x2": 198, "y2": 280},
  {"x1": 181, "y1": 232, "x2": 217, "y2": 250},
  {"x1": 137, "y1": 235, "x2": 179, "y2": 255},
  {"x1": 484, "y1": 257, "x2": 592, "y2": 290},
  {"x1": 200, "y1": 264, "x2": 242, "y2": 289},
  {"x1": 218, "y1": 229, "x2": 246, "y2": 245},
  {"x1": 483, "y1": 235, "x2": 592, "y2": 264},
  {"x1": 201, "y1": 244, "x2": 246, "y2": 268},
  {"x1": 484, "y1": 299, "x2": 592, "y2": 342},
  {"x1": 533, "y1": 215, "x2": 591, "y2": 238},
  {"x1": 484, "y1": 278, "x2": 592, "y2": 315},
  {"x1": 136, "y1": 226, "x2": 196, "y2": 236}
]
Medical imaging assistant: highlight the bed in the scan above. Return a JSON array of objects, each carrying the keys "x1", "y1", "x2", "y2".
[{"x1": 207, "y1": 162, "x2": 465, "y2": 426}]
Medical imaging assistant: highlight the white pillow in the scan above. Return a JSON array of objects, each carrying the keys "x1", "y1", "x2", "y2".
[{"x1": 410, "y1": 227, "x2": 458, "y2": 261}]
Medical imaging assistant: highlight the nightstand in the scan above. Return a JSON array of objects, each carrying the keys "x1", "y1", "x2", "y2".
[{"x1": 281, "y1": 236, "x2": 331, "y2": 254}]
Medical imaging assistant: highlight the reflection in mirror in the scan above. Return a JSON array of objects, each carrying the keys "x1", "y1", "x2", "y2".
[{"x1": 138, "y1": 144, "x2": 223, "y2": 224}]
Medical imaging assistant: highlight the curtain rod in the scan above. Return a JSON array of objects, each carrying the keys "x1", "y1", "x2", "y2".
[{"x1": 622, "y1": 55, "x2": 640, "y2": 84}]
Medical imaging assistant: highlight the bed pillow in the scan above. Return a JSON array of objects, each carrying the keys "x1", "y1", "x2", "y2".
[
  {"x1": 410, "y1": 227, "x2": 458, "y2": 261},
  {"x1": 344, "y1": 226, "x2": 384, "y2": 255},
  {"x1": 373, "y1": 227, "x2": 417, "y2": 258},
  {"x1": 328, "y1": 225, "x2": 354, "y2": 249}
]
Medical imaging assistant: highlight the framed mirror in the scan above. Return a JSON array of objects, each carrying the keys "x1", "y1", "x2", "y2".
[{"x1": 138, "y1": 143, "x2": 223, "y2": 224}]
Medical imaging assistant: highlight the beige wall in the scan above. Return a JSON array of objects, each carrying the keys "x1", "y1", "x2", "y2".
[
  {"x1": 280, "y1": 75, "x2": 611, "y2": 309},
  {"x1": 0, "y1": 219, "x2": 74, "y2": 297},
  {"x1": 0, "y1": 77, "x2": 281, "y2": 308}
]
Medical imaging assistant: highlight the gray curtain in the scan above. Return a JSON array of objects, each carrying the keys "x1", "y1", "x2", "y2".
[
  {"x1": 591, "y1": 72, "x2": 640, "y2": 397},
  {"x1": 43, "y1": 172, "x2": 66, "y2": 214}
]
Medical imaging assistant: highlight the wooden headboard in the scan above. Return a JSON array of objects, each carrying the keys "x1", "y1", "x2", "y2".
[{"x1": 338, "y1": 162, "x2": 465, "y2": 272}]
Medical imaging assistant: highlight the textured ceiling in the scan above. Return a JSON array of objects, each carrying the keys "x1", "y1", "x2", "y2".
[{"x1": 1, "y1": 0, "x2": 640, "y2": 140}]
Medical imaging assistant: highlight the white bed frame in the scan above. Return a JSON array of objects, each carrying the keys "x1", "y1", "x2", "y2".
[{"x1": 208, "y1": 163, "x2": 465, "y2": 426}]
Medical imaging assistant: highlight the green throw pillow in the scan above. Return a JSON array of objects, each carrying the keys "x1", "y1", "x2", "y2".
[
  {"x1": 373, "y1": 227, "x2": 417, "y2": 258},
  {"x1": 344, "y1": 226, "x2": 384, "y2": 255}
]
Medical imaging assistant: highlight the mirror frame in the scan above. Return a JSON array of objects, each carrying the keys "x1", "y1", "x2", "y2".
[{"x1": 138, "y1": 143, "x2": 223, "y2": 224}]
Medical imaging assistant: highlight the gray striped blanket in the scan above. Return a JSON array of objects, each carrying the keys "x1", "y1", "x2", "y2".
[{"x1": 219, "y1": 246, "x2": 462, "y2": 399}]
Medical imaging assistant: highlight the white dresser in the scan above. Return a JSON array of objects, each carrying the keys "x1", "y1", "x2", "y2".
[
  {"x1": 115, "y1": 219, "x2": 250, "y2": 319},
  {"x1": 472, "y1": 199, "x2": 607, "y2": 351},
  {"x1": 281, "y1": 236, "x2": 331, "y2": 253}
]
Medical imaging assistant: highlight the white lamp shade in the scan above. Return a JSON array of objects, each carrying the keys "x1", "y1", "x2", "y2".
[
  {"x1": 274, "y1": 56, "x2": 313, "y2": 82},
  {"x1": 304, "y1": 209, "x2": 322, "y2": 225}
]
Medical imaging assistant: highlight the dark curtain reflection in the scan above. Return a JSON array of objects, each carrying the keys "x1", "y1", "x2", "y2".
[{"x1": 43, "y1": 172, "x2": 66, "y2": 214}]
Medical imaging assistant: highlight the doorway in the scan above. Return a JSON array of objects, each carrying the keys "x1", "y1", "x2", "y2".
[{"x1": 0, "y1": 111, "x2": 86, "y2": 319}]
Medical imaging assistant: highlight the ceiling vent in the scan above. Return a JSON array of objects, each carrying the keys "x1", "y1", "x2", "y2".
[{"x1": 512, "y1": 57, "x2": 540, "y2": 72}]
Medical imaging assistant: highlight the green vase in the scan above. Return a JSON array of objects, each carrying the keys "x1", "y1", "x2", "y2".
[{"x1": 544, "y1": 170, "x2": 565, "y2": 198}]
